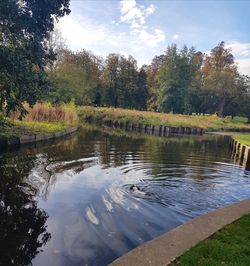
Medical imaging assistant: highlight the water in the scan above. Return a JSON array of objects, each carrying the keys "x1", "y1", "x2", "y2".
[{"x1": 1, "y1": 126, "x2": 250, "y2": 266}]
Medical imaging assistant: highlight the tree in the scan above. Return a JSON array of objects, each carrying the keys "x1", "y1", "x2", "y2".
[
  {"x1": 146, "y1": 55, "x2": 165, "y2": 111},
  {"x1": 202, "y1": 42, "x2": 239, "y2": 117},
  {"x1": 102, "y1": 54, "x2": 140, "y2": 109},
  {"x1": 156, "y1": 45, "x2": 197, "y2": 114},
  {"x1": 0, "y1": 0, "x2": 70, "y2": 117},
  {"x1": 237, "y1": 75, "x2": 250, "y2": 122},
  {"x1": 46, "y1": 48, "x2": 103, "y2": 105},
  {"x1": 136, "y1": 66, "x2": 148, "y2": 110},
  {"x1": 102, "y1": 54, "x2": 120, "y2": 107}
]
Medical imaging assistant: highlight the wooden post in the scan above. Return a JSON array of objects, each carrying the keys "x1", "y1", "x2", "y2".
[
  {"x1": 239, "y1": 145, "x2": 246, "y2": 165},
  {"x1": 243, "y1": 147, "x2": 250, "y2": 170},
  {"x1": 179, "y1": 127, "x2": 184, "y2": 134},
  {"x1": 191, "y1": 128, "x2": 197, "y2": 135},
  {"x1": 154, "y1": 125, "x2": 160, "y2": 135}
]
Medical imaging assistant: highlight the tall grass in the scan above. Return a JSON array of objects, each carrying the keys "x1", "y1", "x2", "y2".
[{"x1": 20, "y1": 102, "x2": 77, "y2": 124}]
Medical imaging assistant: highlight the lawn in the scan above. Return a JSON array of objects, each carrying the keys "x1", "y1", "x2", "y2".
[
  {"x1": 172, "y1": 214, "x2": 250, "y2": 266},
  {"x1": 233, "y1": 134, "x2": 250, "y2": 147},
  {"x1": 78, "y1": 106, "x2": 250, "y2": 132}
]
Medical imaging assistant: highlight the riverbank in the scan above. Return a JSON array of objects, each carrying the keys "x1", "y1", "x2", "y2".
[
  {"x1": 172, "y1": 213, "x2": 250, "y2": 265},
  {"x1": 110, "y1": 199, "x2": 250, "y2": 266},
  {"x1": 78, "y1": 107, "x2": 250, "y2": 133},
  {"x1": 0, "y1": 119, "x2": 77, "y2": 149},
  {"x1": 231, "y1": 134, "x2": 250, "y2": 170},
  {"x1": 0, "y1": 102, "x2": 79, "y2": 149}
]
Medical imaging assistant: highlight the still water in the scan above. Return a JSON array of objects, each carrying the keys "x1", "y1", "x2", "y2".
[{"x1": 1, "y1": 126, "x2": 250, "y2": 266}]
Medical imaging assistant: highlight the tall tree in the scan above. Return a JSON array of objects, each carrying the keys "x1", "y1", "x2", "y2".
[
  {"x1": 0, "y1": 0, "x2": 70, "y2": 116},
  {"x1": 156, "y1": 45, "x2": 197, "y2": 113},
  {"x1": 46, "y1": 49, "x2": 103, "y2": 105},
  {"x1": 202, "y1": 41, "x2": 239, "y2": 117},
  {"x1": 102, "y1": 54, "x2": 120, "y2": 107},
  {"x1": 146, "y1": 55, "x2": 165, "y2": 111},
  {"x1": 102, "y1": 54, "x2": 140, "y2": 109},
  {"x1": 136, "y1": 66, "x2": 148, "y2": 110}
]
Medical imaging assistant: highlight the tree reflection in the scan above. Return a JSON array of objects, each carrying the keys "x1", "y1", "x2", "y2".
[{"x1": 0, "y1": 154, "x2": 51, "y2": 266}]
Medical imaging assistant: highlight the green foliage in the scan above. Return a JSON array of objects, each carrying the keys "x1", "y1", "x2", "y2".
[
  {"x1": 156, "y1": 45, "x2": 198, "y2": 113},
  {"x1": 2, "y1": 2, "x2": 248, "y2": 126},
  {"x1": 172, "y1": 214, "x2": 250, "y2": 266},
  {"x1": 146, "y1": 42, "x2": 249, "y2": 117},
  {"x1": 102, "y1": 54, "x2": 146, "y2": 109},
  {"x1": 0, "y1": 0, "x2": 70, "y2": 116},
  {"x1": 46, "y1": 49, "x2": 103, "y2": 105}
]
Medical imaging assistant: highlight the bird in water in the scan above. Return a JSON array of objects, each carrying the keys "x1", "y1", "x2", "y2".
[
  {"x1": 130, "y1": 184, "x2": 146, "y2": 195},
  {"x1": 130, "y1": 184, "x2": 140, "y2": 191}
]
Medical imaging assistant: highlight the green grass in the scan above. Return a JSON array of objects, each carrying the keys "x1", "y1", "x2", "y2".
[
  {"x1": 12, "y1": 120, "x2": 70, "y2": 133},
  {"x1": 78, "y1": 106, "x2": 250, "y2": 132},
  {"x1": 0, "y1": 118, "x2": 75, "y2": 146},
  {"x1": 233, "y1": 134, "x2": 250, "y2": 147},
  {"x1": 172, "y1": 214, "x2": 250, "y2": 266}
]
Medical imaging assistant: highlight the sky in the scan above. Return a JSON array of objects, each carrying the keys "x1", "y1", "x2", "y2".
[{"x1": 57, "y1": 0, "x2": 250, "y2": 75}]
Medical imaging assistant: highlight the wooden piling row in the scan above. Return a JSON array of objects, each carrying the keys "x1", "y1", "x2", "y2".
[
  {"x1": 102, "y1": 120, "x2": 204, "y2": 136},
  {"x1": 231, "y1": 139, "x2": 250, "y2": 170}
]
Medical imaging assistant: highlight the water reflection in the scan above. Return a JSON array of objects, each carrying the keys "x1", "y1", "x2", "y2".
[
  {"x1": 0, "y1": 126, "x2": 250, "y2": 266},
  {"x1": 0, "y1": 153, "x2": 51, "y2": 266}
]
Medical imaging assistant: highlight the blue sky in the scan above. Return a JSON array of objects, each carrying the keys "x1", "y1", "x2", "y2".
[{"x1": 58, "y1": 0, "x2": 250, "y2": 75}]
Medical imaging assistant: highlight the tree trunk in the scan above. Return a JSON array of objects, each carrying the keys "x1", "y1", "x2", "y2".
[{"x1": 218, "y1": 97, "x2": 226, "y2": 117}]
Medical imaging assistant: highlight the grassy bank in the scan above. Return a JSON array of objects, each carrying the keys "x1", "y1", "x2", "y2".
[
  {"x1": 78, "y1": 106, "x2": 250, "y2": 132},
  {"x1": 233, "y1": 134, "x2": 250, "y2": 147},
  {"x1": 0, "y1": 102, "x2": 78, "y2": 145},
  {"x1": 172, "y1": 214, "x2": 250, "y2": 266}
]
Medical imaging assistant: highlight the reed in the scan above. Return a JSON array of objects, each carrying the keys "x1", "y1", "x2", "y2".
[{"x1": 14, "y1": 102, "x2": 78, "y2": 124}]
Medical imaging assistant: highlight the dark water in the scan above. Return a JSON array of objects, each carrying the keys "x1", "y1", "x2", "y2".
[{"x1": 1, "y1": 126, "x2": 250, "y2": 266}]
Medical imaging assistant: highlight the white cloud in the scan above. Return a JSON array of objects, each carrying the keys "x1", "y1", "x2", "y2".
[
  {"x1": 58, "y1": 16, "x2": 107, "y2": 50},
  {"x1": 119, "y1": 0, "x2": 165, "y2": 48},
  {"x1": 226, "y1": 42, "x2": 250, "y2": 76},
  {"x1": 134, "y1": 28, "x2": 165, "y2": 48},
  {"x1": 173, "y1": 34, "x2": 179, "y2": 40},
  {"x1": 226, "y1": 41, "x2": 250, "y2": 57},
  {"x1": 57, "y1": 1, "x2": 165, "y2": 66},
  {"x1": 120, "y1": 0, "x2": 155, "y2": 28},
  {"x1": 236, "y1": 58, "x2": 250, "y2": 76}
]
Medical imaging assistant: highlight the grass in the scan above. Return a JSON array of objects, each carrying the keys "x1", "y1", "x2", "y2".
[
  {"x1": 78, "y1": 106, "x2": 250, "y2": 132},
  {"x1": 11, "y1": 120, "x2": 70, "y2": 133},
  {"x1": 172, "y1": 214, "x2": 250, "y2": 266},
  {"x1": 14, "y1": 101, "x2": 78, "y2": 124},
  {"x1": 0, "y1": 102, "x2": 78, "y2": 144},
  {"x1": 233, "y1": 134, "x2": 250, "y2": 147}
]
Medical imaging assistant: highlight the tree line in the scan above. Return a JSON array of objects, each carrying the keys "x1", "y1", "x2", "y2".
[
  {"x1": 46, "y1": 40, "x2": 250, "y2": 120},
  {"x1": 1, "y1": 1, "x2": 250, "y2": 122}
]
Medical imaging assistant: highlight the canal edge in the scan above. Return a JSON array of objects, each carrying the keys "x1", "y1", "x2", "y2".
[
  {"x1": 109, "y1": 199, "x2": 250, "y2": 266},
  {"x1": 83, "y1": 118, "x2": 204, "y2": 137},
  {"x1": 1, "y1": 126, "x2": 78, "y2": 149},
  {"x1": 230, "y1": 138, "x2": 250, "y2": 170}
]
